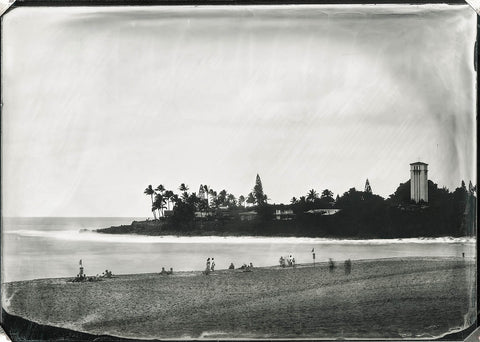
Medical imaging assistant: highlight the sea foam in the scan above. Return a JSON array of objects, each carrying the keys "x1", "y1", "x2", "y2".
[{"x1": 4, "y1": 229, "x2": 475, "y2": 245}]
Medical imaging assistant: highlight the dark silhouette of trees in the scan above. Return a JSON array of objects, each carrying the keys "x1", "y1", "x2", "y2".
[
  {"x1": 144, "y1": 185, "x2": 157, "y2": 220},
  {"x1": 246, "y1": 192, "x2": 255, "y2": 206},
  {"x1": 137, "y1": 175, "x2": 476, "y2": 238},
  {"x1": 253, "y1": 174, "x2": 266, "y2": 205},
  {"x1": 307, "y1": 189, "x2": 319, "y2": 203},
  {"x1": 238, "y1": 195, "x2": 245, "y2": 207},
  {"x1": 153, "y1": 193, "x2": 166, "y2": 218}
]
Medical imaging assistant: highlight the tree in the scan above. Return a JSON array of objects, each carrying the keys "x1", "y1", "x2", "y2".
[
  {"x1": 364, "y1": 179, "x2": 372, "y2": 194},
  {"x1": 164, "y1": 190, "x2": 174, "y2": 210},
  {"x1": 238, "y1": 195, "x2": 246, "y2": 207},
  {"x1": 218, "y1": 190, "x2": 228, "y2": 206},
  {"x1": 321, "y1": 189, "x2": 334, "y2": 199},
  {"x1": 320, "y1": 189, "x2": 335, "y2": 207},
  {"x1": 144, "y1": 185, "x2": 157, "y2": 220},
  {"x1": 170, "y1": 194, "x2": 179, "y2": 207},
  {"x1": 198, "y1": 184, "x2": 206, "y2": 200},
  {"x1": 154, "y1": 193, "x2": 166, "y2": 218},
  {"x1": 468, "y1": 181, "x2": 475, "y2": 194},
  {"x1": 209, "y1": 190, "x2": 218, "y2": 208},
  {"x1": 203, "y1": 185, "x2": 210, "y2": 207},
  {"x1": 246, "y1": 192, "x2": 255, "y2": 206},
  {"x1": 208, "y1": 188, "x2": 216, "y2": 207},
  {"x1": 186, "y1": 192, "x2": 201, "y2": 208},
  {"x1": 227, "y1": 194, "x2": 237, "y2": 207},
  {"x1": 291, "y1": 197, "x2": 298, "y2": 204},
  {"x1": 253, "y1": 174, "x2": 266, "y2": 205},
  {"x1": 307, "y1": 189, "x2": 318, "y2": 203},
  {"x1": 155, "y1": 184, "x2": 165, "y2": 194},
  {"x1": 179, "y1": 183, "x2": 189, "y2": 202}
]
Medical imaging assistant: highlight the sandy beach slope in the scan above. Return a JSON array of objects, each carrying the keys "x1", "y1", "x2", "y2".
[{"x1": 2, "y1": 257, "x2": 475, "y2": 339}]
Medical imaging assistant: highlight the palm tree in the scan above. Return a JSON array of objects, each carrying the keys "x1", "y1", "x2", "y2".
[
  {"x1": 154, "y1": 193, "x2": 166, "y2": 218},
  {"x1": 179, "y1": 183, "x2": 189, "y2": 202},
  {"x1": 307, "y1": 189, "x2": 318, "y2": 203},
  {"x1": 164, "y1": 190, "x2": 174, "y2": 210},
  {"x1": 170, "y1": 194, "x2": 180, "y2": 208},
  {"x1": 179, "y1": 183, "x2": 189, "y2": 192},
  {"x1": 291, "y1": 197, "x2": 298, "y2": 204},
  {"x1": 209, "y1": 189, "x2": 218, "y2": 208},
  {"x1": 144, "y1": 185, "x2": 157, "y2": 220},
  {"x1": 155, "y1": 184, "x2": 165, "y2": 195}
]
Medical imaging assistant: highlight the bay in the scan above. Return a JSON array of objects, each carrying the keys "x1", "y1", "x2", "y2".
[{"x1": 1, "y1": 217, "x2": 474, "y2": 282}]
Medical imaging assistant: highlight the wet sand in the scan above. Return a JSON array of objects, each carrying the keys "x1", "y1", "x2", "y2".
[{"x1": 2, "y1": 257, "x2": 475, "y2": 339}]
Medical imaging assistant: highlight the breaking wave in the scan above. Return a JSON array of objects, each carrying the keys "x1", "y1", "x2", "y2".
[{"x1": 4, "y1": 229, "x2": 475, "y2": 245}]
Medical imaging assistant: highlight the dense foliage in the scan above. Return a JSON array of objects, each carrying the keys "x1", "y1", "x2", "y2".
[{"x1": 115, "y1": 177, "x2": 478, "y2": 238}]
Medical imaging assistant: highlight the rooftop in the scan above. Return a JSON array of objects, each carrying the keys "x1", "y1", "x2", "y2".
[{"x1": 410, "y1": 162, "x2": 428, "y2": 165}]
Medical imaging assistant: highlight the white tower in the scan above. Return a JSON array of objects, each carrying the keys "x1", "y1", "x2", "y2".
[{"x1": 410, "y1": 162, "x2": 428, "y2": 203}]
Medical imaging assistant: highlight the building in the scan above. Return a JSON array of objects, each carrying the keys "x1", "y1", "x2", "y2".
[
  {"x1": 410, "y1": 162, "x2": 428, "y2": 203},
  {"x1": 305, "y1": 208, "x2": 341, "y2": 216},
  {"x1": 238, "y1": 211, "x2": 258, "y2": 221},
  {"x1": 274, "y1": 209, "x2": 295, "y2": 220}
]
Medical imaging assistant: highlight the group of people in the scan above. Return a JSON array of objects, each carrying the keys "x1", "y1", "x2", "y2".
[
  {"x1": 239, "y1": 262, "x2": 254, "y2": 272},
  {"x1": 160, "y1": 267, "x2": 174, "y2": 275},
  {"x1": 204, "y1": 257, "x2": 216, "y2": 274},
  {"x1": 100, "y1": 269, "x2": 113, "y2": 278},
  {"x1": 279, "y1": 255, "x2": 296, "y2": 268},
  {"x1": 205, "y1": 259, "x2": 255, "y2": 274},
  {"x1": 70, "y1": 263, "x2": 113, "y2": 283}
]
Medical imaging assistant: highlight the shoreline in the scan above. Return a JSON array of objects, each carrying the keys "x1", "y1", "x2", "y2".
[
  {"x1": 3, "y1": 257, "x2": 475, "y2": 340},
  {"x1": 2, "y1": 255, "x2": 473, "y2": 284}
]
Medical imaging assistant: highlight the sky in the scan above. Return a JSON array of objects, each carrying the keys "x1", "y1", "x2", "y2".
[{"x1": 1, "y1": 5, "x2": 477, "y2": 217}]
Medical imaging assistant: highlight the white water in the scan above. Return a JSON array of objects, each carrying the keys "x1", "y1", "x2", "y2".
[{"x1": 1, "y1": 217, "x2": 475, "y2": 282}]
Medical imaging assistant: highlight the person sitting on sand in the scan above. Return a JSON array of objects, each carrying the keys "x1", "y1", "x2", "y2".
[
  {"x1": 229, "y1": 263, "x2": 235, "y2": 270},
  {"x1": 168, "y1": 267, "x2": 173, "y2": 275},
  {"x1": 249, "y1": 262, "x2": 253, "y2": 268},
  {"x1": 287, "y1": 255, "x2": 293, "y2": 267},
  {"x1": 279, "y1": 256, "x2": 285, "y2": 268},
  {"x1": 211, "y1": 258, "x2": 215, "y2": 272},
  {"x1": 160, "y1": 267, "x2": 168, "y2": 275}
]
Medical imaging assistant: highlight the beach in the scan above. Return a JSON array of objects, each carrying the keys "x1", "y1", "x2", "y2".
[{"x1": 2, "y1": 257, "x2": 475, "y2": 340}]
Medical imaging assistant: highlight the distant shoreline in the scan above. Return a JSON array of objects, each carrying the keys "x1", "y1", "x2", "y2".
[
  {"x1": 94, "y1": 217, "x2": 473, "y2": 239},
  {"x1": 3, "y1": 257, "x2": 475, "y2": 339}
]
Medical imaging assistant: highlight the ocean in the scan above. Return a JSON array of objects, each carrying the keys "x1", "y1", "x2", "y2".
[{"x1": 1, "y1": 217, "x2": 475, "y2": 282}]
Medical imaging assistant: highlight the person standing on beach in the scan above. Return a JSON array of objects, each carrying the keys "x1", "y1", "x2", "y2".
[
  {"x1": 206, "y1": 258, "x2": 211, "y2": 271},
  {"x1": 211, "y1": 258, "x2": 215, "y2": 272}
]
